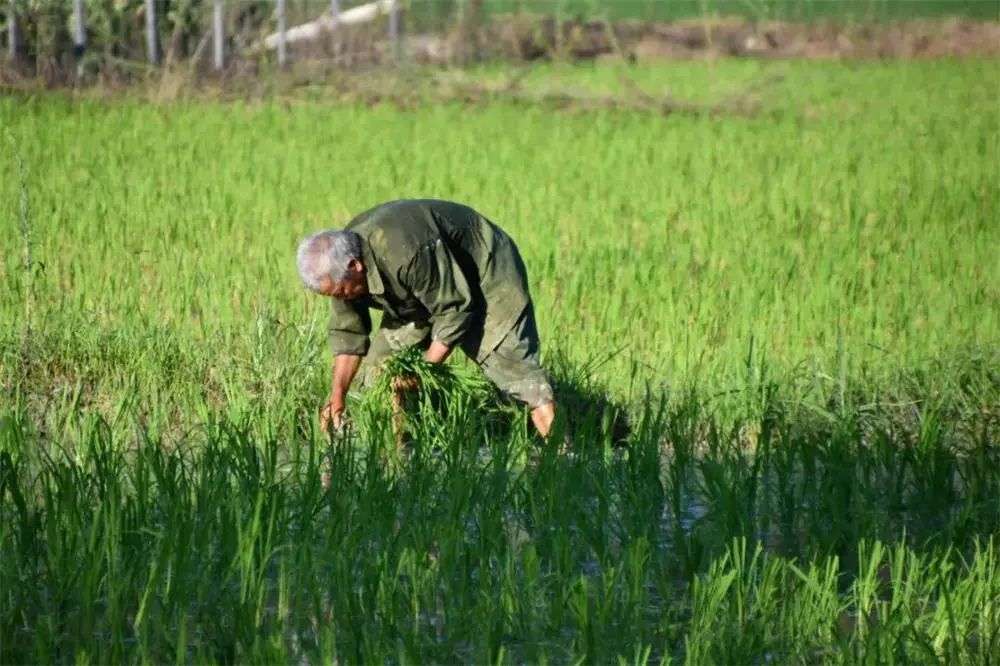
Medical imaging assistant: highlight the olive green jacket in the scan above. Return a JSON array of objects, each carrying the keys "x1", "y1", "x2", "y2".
[{"x1": 328, "y1": 200, "x2": 532, "y2": 362}]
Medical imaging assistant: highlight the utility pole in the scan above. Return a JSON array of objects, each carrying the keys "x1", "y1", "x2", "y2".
[
  {"x1": 145, "y1": 0, "x2": 159, "y2": 65},
  {"x1": 329, "y1": 0, "x2": 341, "y2": 59},
  {"x1": 276, "y1": 0, "x2": 287, "y2": 66},
  {"x1": 213, "y1": 0, "x2": 224, "y2": 71},
  {"x1": 72, "y1": 0, "x2": 86, "y2": 59},
  {"x1": 7, "y1": 0, "x2": 19, "y2": 62}
]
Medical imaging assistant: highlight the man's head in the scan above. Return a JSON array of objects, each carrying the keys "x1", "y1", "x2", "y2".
[{"x1": 296, "y1": 230, "x2": 368, "y2": 300}]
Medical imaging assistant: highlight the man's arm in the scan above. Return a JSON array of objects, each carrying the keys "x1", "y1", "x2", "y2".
[
  {"x1": 328, "y1": 298, "x2": 372, "y2": 356},
  {"x1": 323, "y1": 298, "x2": 371, "y2": 432},
  {"x1": 397, "y1": 240, "x2": 463, "y2": 390},
  {"x1": 321, "y1": 353, "x2": 362, "y2": 432},
  {"x1": 403, "y1": 239, "x2": 476, "y2": 354}
]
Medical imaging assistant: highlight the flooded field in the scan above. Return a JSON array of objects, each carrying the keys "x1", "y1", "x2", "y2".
[{"x1": 2, "y1": 59, "x2": 998, "y2": 661}]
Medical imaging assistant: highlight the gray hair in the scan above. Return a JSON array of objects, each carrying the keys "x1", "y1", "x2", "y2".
[{"x1": 296, "y1": 230, "x2": 363, "y2": 292}]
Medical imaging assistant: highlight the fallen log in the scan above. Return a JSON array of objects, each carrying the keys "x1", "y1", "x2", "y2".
[{"x1": 261, "y1": 0, "x2": 399, "y2": 51}]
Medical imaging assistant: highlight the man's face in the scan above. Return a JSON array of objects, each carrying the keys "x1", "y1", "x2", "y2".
[{"x1": 318, "y1": 259, "x2": 368, "y2": 300}]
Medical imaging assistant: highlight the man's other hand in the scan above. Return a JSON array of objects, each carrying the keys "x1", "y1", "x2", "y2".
[{"x1": 424, "y1": 340, "x2": 452, "y2": 364}]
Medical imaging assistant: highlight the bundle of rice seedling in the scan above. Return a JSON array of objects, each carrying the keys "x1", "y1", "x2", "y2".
[{"x1": 360, "y1": 347, "x2": 516, "y2": 451}]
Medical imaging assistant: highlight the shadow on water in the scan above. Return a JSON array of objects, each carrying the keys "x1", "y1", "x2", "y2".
[
  {"x1": 546, "y1": 349, "x2": 632, "y2": 446},
  {"x1": 378, "y1": 349, "x2": 998, "y2": 582},
  {"x1": 642, "y1": 376, "x2": 1000, "y2": 580},
  {"x1": 475, "y1": 361, "x2": 1000, "y2": 588}
]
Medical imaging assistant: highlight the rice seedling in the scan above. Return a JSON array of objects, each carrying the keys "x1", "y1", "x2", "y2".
[{"x1": 1, "y1": 59, "x2": 998, "y2": 661}]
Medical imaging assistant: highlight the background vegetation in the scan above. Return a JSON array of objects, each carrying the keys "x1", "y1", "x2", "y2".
[{"x1": 3, "y1": 0, "x2": 997, "y2": 78}]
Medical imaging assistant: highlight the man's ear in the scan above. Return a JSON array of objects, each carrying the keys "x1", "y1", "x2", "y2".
[{"x1": 348, "y1": 258, "x2": 365, "y2": 275}]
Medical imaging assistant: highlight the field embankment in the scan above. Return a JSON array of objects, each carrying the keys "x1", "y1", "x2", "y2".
[{"x1": 413, "y1": 16, "x2": 1000, "y2": 63}]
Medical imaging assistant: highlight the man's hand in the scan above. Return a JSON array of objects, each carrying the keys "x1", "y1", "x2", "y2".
[
  {"x1": 424, "y1": 340, "x2": 452, "y2": 364},
  {"x1": 320, "y1": 396, "x2": 345, "y2": 434},
  {"x1": 322, "y1": 354, "x2": 363, "y2": 435}
]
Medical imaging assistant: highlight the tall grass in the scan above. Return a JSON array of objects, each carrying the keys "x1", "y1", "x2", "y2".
[{"x1": 1, "y1": 60, "x2": 998, "y2": 661}]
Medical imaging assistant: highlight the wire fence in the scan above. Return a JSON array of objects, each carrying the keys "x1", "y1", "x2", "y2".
[
  {"x1": 1, "y1": 1, "x2": 996, "y2": 81},
  {"x1": 3, "y1": 0, "x2": 422, "y2": 75}
]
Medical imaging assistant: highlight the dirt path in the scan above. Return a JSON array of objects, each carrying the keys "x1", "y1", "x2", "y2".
[{"x1": 410, "y1": 17, "x2": 1000, "y2": 63}]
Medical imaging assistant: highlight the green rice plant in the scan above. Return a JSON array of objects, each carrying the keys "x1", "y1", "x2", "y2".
[
  {"x1": 1, "y1": 60, "x2": 998, "y2": 662},
  {"x1": 2, "y1": 371, "x2": 998, "y2": 661}
]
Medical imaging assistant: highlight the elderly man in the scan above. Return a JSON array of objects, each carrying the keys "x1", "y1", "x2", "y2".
[{"x1": 297, "y1": 199, "x2": 556, "y2": 437}]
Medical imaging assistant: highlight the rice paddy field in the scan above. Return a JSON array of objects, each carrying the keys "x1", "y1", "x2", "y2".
[{"x1": 1, "y1": 58, "x2": 999, "y2": 662}]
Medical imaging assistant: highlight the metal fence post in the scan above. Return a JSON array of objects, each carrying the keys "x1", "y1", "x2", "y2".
[
  {"x1": 213, "y1": 0, "x2": 224, "y2": 71},
  {"x1": 145, "y1": 0, "x2": 159, "y2": 65},
  {"x1": 7, "y1": 0, "x2": 19, "y2": 62},
  {"x1": 72, "y1": 0, "x2": 86, "y2": 59},
  {"x1": 276, "y1": 0, "x2": 287, "y2": 66}
]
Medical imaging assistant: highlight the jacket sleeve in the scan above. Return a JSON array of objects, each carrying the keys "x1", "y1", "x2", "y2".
[
  {"x1": 328, "y1": 297, "x2": 372, "y2": 356},
  {"x1": 402, "y1": 238, "x2": 475, "y2": 348}
]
